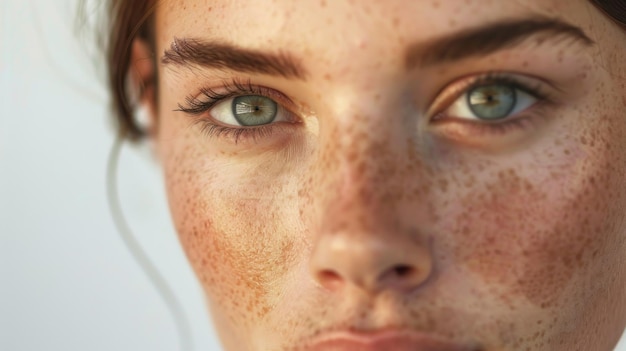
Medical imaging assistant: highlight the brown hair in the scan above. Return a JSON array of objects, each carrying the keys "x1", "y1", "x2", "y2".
[
  {"x1": 106, "y1": 0, "x2": 157, "y2": 141},
  {"x1": 104, "y1": 0, "x2": 625, "y2": 142}
]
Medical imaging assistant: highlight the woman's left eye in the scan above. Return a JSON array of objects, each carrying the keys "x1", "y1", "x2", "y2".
[
  {"x1": 210, "y1": 95, "x2": 286, "y2": 127},
  {"x1": 442, "y1": 83, "x2": 538, "y2": 122}
]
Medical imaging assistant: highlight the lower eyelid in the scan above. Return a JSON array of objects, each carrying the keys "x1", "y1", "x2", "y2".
[
  {"x1": 429, "y1": 101, "x2": 552, "y2": 143},
  {"x1": 194, "y1": 119, "x2": 301, "y2": 145}
]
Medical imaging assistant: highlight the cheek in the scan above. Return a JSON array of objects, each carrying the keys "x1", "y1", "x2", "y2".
[
  {"x1": 444, "y1": 124, "x2": 626, "y2": 312},
  {"x1": 161, "y1": 145, "x2": 301, "y2": 326}
]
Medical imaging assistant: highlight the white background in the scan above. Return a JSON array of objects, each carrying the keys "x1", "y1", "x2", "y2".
[
  {"x1": 1, "y1": 1, "x2": 625, "y2": 351},
  {"x1": 1, "y1": 1, "x2": 220, "y2": 350}
]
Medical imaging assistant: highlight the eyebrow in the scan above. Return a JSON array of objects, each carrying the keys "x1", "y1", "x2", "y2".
[
  {"x1": 161, "y1": 38, "x2": 307, "y2": 79},
  {"x1": 161, "y1": 17, "x2": 593, "y2": 79},
  {"x1": 406, "y1": 17, "x2": 594, "y2": 68}
]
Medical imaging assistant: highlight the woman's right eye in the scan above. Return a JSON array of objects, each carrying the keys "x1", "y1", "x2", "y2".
[{"x1": 210, "y1": 94, "x2": 287, "y2": 127}]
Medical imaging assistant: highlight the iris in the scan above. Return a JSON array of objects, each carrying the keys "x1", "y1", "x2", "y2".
[
  {"x1": 232, "y1": 95, "x2": 278, "y2": 126},
  {"x1": 467, "y1": 84, "x2": 516, "y2": 120}
]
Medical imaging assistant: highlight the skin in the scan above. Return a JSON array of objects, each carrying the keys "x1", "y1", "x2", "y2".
[{"x1": 132, "y1": 0, "x2": 626, "y2": 350}]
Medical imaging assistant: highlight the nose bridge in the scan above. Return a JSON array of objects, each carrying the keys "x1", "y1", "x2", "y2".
[
  {"x1": 305, "y1": 109, "x2": 435, "y2": 294},
  {"x1": 317, "y1": 117, "x2": 401, "y2": 233}
]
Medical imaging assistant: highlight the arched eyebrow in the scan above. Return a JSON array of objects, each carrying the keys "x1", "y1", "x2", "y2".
[
  {"x1": 161, "y1": 16, "x2": 593, "y2": 79},
  {"x1": 406, "y1": 16, "x2": 594, "y2": 68},
  {"x1": 161, "y1": 38, "x2": 307, "y2": 79}
]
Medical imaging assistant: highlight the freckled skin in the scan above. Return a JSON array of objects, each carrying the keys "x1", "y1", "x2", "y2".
[{"x1": 145, "y1": 0, "x2": 626, "y2": 350}]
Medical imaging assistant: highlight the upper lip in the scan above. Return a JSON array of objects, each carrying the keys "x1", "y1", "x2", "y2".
[{"x1": 306, "y1": 329, "x2": 479, "y2": 351}]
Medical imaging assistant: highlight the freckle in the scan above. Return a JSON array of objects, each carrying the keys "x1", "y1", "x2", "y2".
[
  {"x1": 392, "y1": 17, "x2": 399, "y2": 28},
  {"x1": 320, "y1": 0, "x2": 326, "y2": 7},
  {"x1": 461, "y1": 226, "x2": 470, "y2": 236},
  {"x1": 557, "y1": 50, "x2": 564, "y2": 62},
  {"x1": 438, "y1": 178, "x2": 448, "y2": 192}
]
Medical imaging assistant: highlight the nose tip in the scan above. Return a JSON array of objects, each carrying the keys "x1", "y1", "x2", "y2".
[{"x1": 310, "y1": 233, "x2": 433, "y2": 294}]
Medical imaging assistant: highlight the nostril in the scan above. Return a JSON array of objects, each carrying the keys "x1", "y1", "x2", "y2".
[
  {"x1": 317, "y1": 270, "x2": 343, "y2": 289},
  {"x1": 320, "y1": 270, "x2": 341, "y2": 280},
  {"x1": 392, "y1": 264, "x2": 415, "y2": 277},
  {"x1": 376, "y1": 264, "x2": 423, "y2": 292}
]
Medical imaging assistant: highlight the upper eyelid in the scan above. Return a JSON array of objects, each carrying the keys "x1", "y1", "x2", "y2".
[
  {"x1": 426, "y1": 72, "x2": 555, "y2": 116},
  {"x1": 464, "y1": 76, "x2": 544, "y2": 100},
  {"x1": 452, "y1": 71, "x2": 562, "y2": 96},
  {"x1": 177, "y1": 80, "x2": 297, "y2": 115}
]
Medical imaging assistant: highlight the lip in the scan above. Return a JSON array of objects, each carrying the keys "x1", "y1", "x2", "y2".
[{"x1": 306, "y1": 329, "x2": 477, "y2": 351}]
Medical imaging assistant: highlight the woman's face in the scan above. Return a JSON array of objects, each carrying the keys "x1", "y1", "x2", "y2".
[{"x1": 148, "y1": 0, "x2": 626, "y2": 350}]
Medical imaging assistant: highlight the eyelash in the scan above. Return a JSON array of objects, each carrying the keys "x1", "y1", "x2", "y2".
[{"x1": 177, "y1": 73, "x2": 552, "y2": 142}]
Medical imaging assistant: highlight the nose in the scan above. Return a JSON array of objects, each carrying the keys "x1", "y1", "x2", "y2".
[
  {"x1": 307, "y1": 125, "x2": 434, "y2": 295},
  {"x1": 310, "y1": 227, "x2": 434, "y2": 294}
]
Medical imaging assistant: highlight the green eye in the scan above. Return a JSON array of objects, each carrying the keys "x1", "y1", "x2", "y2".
[
  {"x1": 467, "y1": 84, "x2": 516, "y2": 120},
  {"x1": 232, "y1": 95, "x2": 278, "y2": 126}
]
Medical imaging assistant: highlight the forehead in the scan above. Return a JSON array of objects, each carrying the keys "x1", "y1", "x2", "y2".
[{"x1": 155, "y1": 0, "x2": 589, "y2": 46}]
